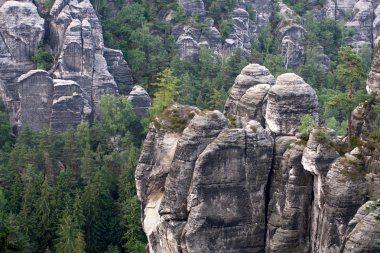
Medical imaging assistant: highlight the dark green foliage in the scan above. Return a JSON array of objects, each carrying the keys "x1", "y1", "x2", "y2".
[
  {"x1": 0, "y1": 99, "x2": 11, "y2": 149},
  {"x1": 0, "y1": 96, "x2": 147, "y2": 252},
  {"x1": 32, "y1": 45, "x2": 54, "y2": 71},
  {"x1": 0, "y1": 188, "x2": 27, "y2": 253},
  {"x1": 299, "y1": 114, "x2": 317, "y2": 141},
  {"x1": 44, "y1": 0, "x2": 55, "y2": 11}
]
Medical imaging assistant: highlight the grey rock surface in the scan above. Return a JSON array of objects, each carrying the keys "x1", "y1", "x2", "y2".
[
  {"x1": 343, "y1": 201, "x2": 380, "y2": 253},
  {"x1": 266, "y1": 141, "x2": 313, "y2": 253},
  {"x1": 367, "y1": 46, "x2": 380, "y2": 102},
  {"x1": 182, "y1": 122, "x2": 273, "y2": 253},
  {"x1": 103, "y1": 48, "x2": 134, "y2": 94},
  {"x1": 178, "y1": 0, "x2": 205, "y2": 19},
  {"x1": 173, "y1": 24, "x2": 222, "y2": 61},
  {"x1": 128, "y1": 86, "x2": 151, "y2": 118},
  {"x1": 224, "y1": 63, "x2": 275, "y2": 127},
  {"x1": 138, "y1": 62, "x2": 380, "y2": 253},
  {"x1": 18, "y1": 70, "x2": 53, "y2": 131},
  {"x1": 136, "y1": 105, "x2": 274, "y2": 252},
  {"x1": 0, "y1": 1, "x2": 44, "y2": 127},
  {"x1": 265, "y1": 73, "x2": 319, "y2": 135},
  {"x1": 313, "y1": 153, "x2": 368, "y2": 253},
  {"x1": 346, "y1": 0, "x2": 374, "y2": 48},
  {"x1": 51, "y1": 79, "x2": 86, "y2": 133},
  {"x1": 50, "y1": 0, "x2": 118, "y2": 117}
]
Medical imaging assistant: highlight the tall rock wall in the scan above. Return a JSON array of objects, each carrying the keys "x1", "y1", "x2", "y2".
[
  {"x1": 0, "y1": 0, "x2": 136, "y2": 133},
  {"x1": 137, "y1": 63, "x2": 380, "y2": 253}
]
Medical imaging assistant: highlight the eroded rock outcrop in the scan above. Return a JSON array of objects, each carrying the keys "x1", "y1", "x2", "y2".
[
  {"x1": 0, "y1": 1, "x2": 44, "y2": 126},
  {"x1": 266, "y1": 73, "x2": 319, "y2": 135},
  {"x1": 128, "y1": 86, "x2": 151, "y2": 118},
  {"x1": 51, "y1": 79, "x2": 87, "y2": 133},
  {"x1": 224, "y1": 64, "x2": 275, "y2": 127},
  {"x1": 138, "y1": 61, "x2": 380, "y2": 253},
  {"x1": 50, "y1": 0, "x2": 119, "y2": 116},
  {"x1": 346, "y1": 0, "x2": 374, "y2": 48},
  {"x1": 103, "y1": 48, "x2": 134, "y2": 94},
  {"x1": 266, "y1": 140, "x2": 313, "y2": 253},
  {"x1": 0, "y1": 0, "x2": 138, "y2": 133},
  {"x1": 18, "y1": 70, "x2": 53, "y2": 131}
]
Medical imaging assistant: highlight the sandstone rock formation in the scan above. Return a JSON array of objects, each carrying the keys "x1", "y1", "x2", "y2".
[
  {"x1": 18, "y1": 70, "x2": 54, "y2": 131},
  {"x1": 0, "y1": 0, "x2": 136, "y2": 133},
  {"x1": 224, "y1": 64, "x2": 275, "y2": 127},
  {"x1": 128, "y1": 86, "x2": 151, "y2": 117},
  {"x1": 138, "y1": 62, "x2": 380, "y2": 253},
  {"x1": 50, "y1": 0, "x2": 119, "y2": 116},
  {"x1": 104, "y1": 48, "x2": 134, "y2": 94},
  {"x1": 346, "y1": 0, "x2": 374, "y2": 48},
  {"x1": 0, "y1": 1, "x2": 44, "y2": 125},
  {"x1": 173, "y1": 23, "x2": 222, "y2": 61},
  {"x1": 178, "y1": 0, "x2": 205, "y2": 19},
  {"x1": 51, "y1": 79, "x2": 87, "y2": 133},
  {"x1": 266, "y1": 73, "x2": 319, "y2": 135}
]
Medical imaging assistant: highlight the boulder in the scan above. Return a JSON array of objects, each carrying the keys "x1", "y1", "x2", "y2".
[
  {"x1": 128, "y1": 86, "x2": 151, "y2": 117},
  {"x1": 265, "y1": 73, "x2": 318, "y2": 135},
  {"x1": 103, "y1": 48, "x2": 134, "y2": 94},
  {"x1": 224, "y1": 63, "x2": 275, "y2": 127}
]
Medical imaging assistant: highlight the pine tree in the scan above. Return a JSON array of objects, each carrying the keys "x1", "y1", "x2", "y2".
[
  {"x1": 0, "y1": 188, "x2": 27, "y2": 252},
  {"x1": 55, "y1": 210, "x2": 85, "y2": 253},
  {"x1": 35, "y1": 177, "x2": 54, "y2": 249},
  {"x1": 149, "y1": 68, "x2": 179, "y2": 118},
  {"x1": 80, "y1": 144, "x2": 97, "y2": 185},
  {"x1": 332, "y1": 46, "x2": 366, "y2": 146},
  {"x1": 82, "y1": 169, "x2": 116, "y2": 253}
]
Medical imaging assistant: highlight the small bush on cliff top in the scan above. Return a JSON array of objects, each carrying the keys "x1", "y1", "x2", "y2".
[{"x1": 299, "y1": 114, "x2": 317, "y2": 141}]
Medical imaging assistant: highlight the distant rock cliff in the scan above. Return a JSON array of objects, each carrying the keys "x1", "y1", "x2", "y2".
[
  {"x1": 0, "y1": 0, "x2": 139, "y2": 133},
  {"x1": 136, "y1": 61, "x2": 380, "y2": 252}
]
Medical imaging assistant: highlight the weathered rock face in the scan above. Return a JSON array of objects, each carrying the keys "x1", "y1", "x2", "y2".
[
  {"x1": 51, "y1": 79, "x2": 87, "y2": 133},
  {"x1": 266, "y1": 141, "x2": 313, "y2": 253},
  {"x1": 103, "y1": 48, "x2": 134, "y2": 94},
  {"x1": 137, "y1": 110, "x2": 273, "y2": 252},
  {"x1": 224, "y1": 8, "x2": 251, "y2": 56},
  {"x1": 182, "y1": 122, "x2": 273, "y2": 253},
  {"x1": 127, "y1": 86, "x2": 151, "y2": 118},
  {"x1": 367, "y1": 46, "x2": 380, "y2": 102},
  {"x1": 18, "y1": 70, "x2": 54, "y2": 132},
  {"x1": 0, "y1": 1, "x2": 44, "y2": 125},
  {"x1": 244, "y1": 0, "x2": 272, "y2": 31},
  {"x1": 346, "y1": 0, "x2": 374, "y2": 48},
  {"x1": 266, "y1": 73, "x2": 319, "y2": 135},
  {"x1": 0, "y1": 1, "x2": 44, "y2": 64},
  {"x1": 50, "y1": 0, "x2": 119, "y2": 117},
  {"x1": 178, "y1": 0, "x2": 205, "y2": 19},
  {"x1": 173, "y1": 24, "x2": 222, "y2": 61},
  {"x1": 343, "y1": 201, "x2": 380, "y2": 252},
  {"x1": 224, "y1": 64, "x2": 275, "y2": 127},
  {"x1": 0, "y1": 0, "x2": 139, "y2": 133},
  {"x1": 139, "y1": 62, "x2": 380, "y2": 253},
  {"x1": 313, "y1": 154, "x2": 368, "y2": 252},
  {"x1": 277, "y1": 3, "x2": 306, "y2": 69}
]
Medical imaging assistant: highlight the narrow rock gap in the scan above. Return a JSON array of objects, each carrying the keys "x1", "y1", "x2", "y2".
[{"x1": 263, "y1": 134, "x2": 276, "y2": 249}]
